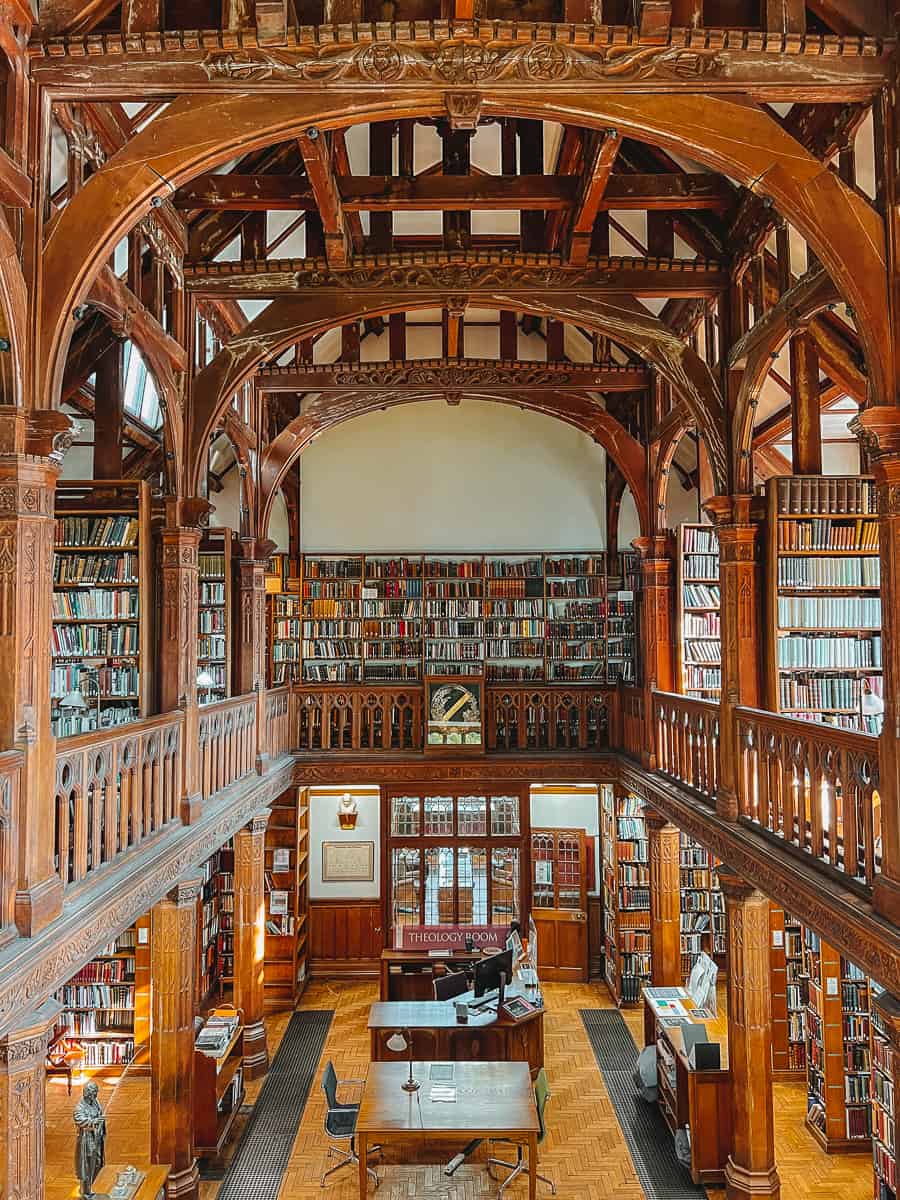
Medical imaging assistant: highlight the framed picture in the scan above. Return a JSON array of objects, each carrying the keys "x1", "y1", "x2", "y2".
[
  {"x1": 269, "y1": 889, "x2": 289, "y2": 916},
  {"x1": 425, "y1": 675, "x2": 485, "y2": 756},
  {"x1": 322, "y1": 840, "x2": 375, "y2": 883},
  {"x1": 272, "y1": 848, "x2": 291, "y2": 872}
]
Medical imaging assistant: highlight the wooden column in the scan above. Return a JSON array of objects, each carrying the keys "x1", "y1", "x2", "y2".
[
  {"x1": 93, "y1": 340, "x2": 124, "y2": 480},
  {"x1": 151, "y1": 878, "x2": 202, "y2": 1200},
  {"x1": 233, "y1": 810, "x2": 270, "y2": 1079},
  {"x1": 646, "y1": 810, "x2": 681, "y2": 987},
  {"x1": 789, "y1": 333, "x2": 823, "y2": 475},
  {"x1": 631, "y1": 534, "x2": 675, "y2": 768},
  {"x1": 0, "y1": 999, "x2": 62, "y2": 1200},
  {"x1": 0, "y1": 407, "x2": 72, "y2": 935},
  {"x1": 704, "y1": 496, "x2": 761, "y2": 823},
  {"x1": 159, "y1": 525, "x2": 201, "y2": 823},
  {"x1": 234, "y1": 538, "x2": 275, "y2": 774},
  {"x1": 718, "y1": 867, "x2": 780, "y2": 1200},
  {"x1": 850, "y1": 410, "x2": 900, "y2": 922}
]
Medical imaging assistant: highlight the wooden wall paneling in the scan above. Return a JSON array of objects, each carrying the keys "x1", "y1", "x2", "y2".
[{"x1": 309, "y1": 898, "x2": 384, "y2": 978}]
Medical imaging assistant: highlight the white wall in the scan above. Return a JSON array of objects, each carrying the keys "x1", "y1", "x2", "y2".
[
  {"x1": 209, "y1": 473, "x2": 290, "y2": 550},
  {"x1": 300, "y1": 400, "x2": 607, "y2": 551},
  {"x1": 529, "y1": 786, "x2": 600, "y2": 895},
  {"x1": 309, "y1": 786, "x2": 381, "y2": 900}
]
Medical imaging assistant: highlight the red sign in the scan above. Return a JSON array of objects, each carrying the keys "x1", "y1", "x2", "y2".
[{"x1": 397, "y1": 924, "x2": 509, "y2": 952}]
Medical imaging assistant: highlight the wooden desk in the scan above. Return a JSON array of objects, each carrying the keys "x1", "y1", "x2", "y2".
[
  {"x1": 642, "y1": 990, "x2": 732, "y2": 1185},
  {"x1": 368, "y1": 986, "x2": 545, "y2": 1074},
  {"x1": 380, "y1": 948, "x2": 486, "y2": 1001},
  {"x1": 356, "y1": 1060, "x2": 540, "y2": 1198},
  {"x1": 91, "y1": 1165, "x2": 169, "y2": 1200}
]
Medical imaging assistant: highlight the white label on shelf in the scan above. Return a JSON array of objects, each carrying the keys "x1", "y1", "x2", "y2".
[
  {"x1": 138, "y1": 927, "x2": 149, "y2": 945},
  {"x1": 826, "y1": 976, "x2": 839, "y2": 996},
  {"x1": 772, "y1": 931, "x2": 784, "y2": 948}
]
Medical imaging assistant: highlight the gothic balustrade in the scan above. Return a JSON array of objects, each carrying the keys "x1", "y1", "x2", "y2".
[
  {"x1": 735, "y1": 706, "x2": 880, "y2": 889},
  {"x1": 197, "y1": 693, "x2": 257, "y2": 800},
  {"x1": 653, "y1": 691, "x2": 720, "y2": 802},
  {"x1": 0, "y1": 750, "x2": 22, "y2": 949},
  {"x1": 54, "y1": 712, "x2": 182, "y2": 890}
]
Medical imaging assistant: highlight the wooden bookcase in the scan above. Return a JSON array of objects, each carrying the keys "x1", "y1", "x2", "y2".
[
  {"x1": 197, "y1": 529, "x2": 232, "y2": 703},
  {"x1": 263, "y1": 786, "x2": 310, "y2": 1010},
  {"x1": 601, "y1": 785, "x2": 650, "y2": 1006},
  {"x1": 804, "y1": 929, "x2": 872, "y2": 1152},
  {"x1": 872, "y1": 989, "x2": 900, "y2": 1200},
  {"x1": 679, "y1": 833, "x2": 715, "y2": 981},
  {"x1": 769, "y1": 905, "x2": 807, "y2": 1080},
  {"x1": 766, "y1": 476, "x2": 882, "y2": 733},
  {"x1": 193, "y1": 1015, "x2": 244, "y2": 1158},
  {"x1": 51, "y1": 480, "x2": 151, "y2": 737},
  {"x1": 286, "y1": 551, "x2": 628, "y2": 685},
  {"x1": 676, "y1": 522, "x2": 721, "y2": 700},
  {"x1": 53, "y1": 920, "x2": 150, "y2": 1077},
  {"x1": 197, "y1": 847, "x2": 231, "y2": 1006},
  {"x1": 217, "y1": 843, "x2": 235, "y2": 994}
]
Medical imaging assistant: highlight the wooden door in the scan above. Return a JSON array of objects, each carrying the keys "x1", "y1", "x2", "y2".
[{"x1": 531, "y1": 828, "x2": 588, "y2": 982}]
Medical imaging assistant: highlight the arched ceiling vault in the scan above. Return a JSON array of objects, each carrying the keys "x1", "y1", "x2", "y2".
[
  {"x1": 189, "y1": 292, "x2": 725, "y2": 495},
  {"x1": 39, "y1": 89, "x2": 888, "y2": 465},
  {"x1": 256, "y1": 386, "x2": 650, "y2": 539}
]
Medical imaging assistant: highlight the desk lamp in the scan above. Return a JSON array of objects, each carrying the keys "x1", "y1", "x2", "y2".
[{"x1": 386, "y1": 1029, "x2": 419, "y2": 1092}]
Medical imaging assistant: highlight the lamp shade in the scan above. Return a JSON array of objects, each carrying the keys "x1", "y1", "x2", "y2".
[
  {"x1": 386, "y1": 1032, "x2": 408, "y2": 1054},
  {"x1": 59, "y1": 690, "x2": 88, "y2": 710},
  {"x1": 196, "y1": 670, "x2": 216, "y2": 688}
]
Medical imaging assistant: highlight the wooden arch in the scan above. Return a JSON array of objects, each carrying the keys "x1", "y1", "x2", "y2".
[
  {"x1": 729, "y1": 266, "x2": 840, "y2": 492},
  {"x1": 0, "y1": 210, "x2": 27, "y2": 409},
  {"x1": 187, "y1": 291, "x2": 725, "y2": 496},
  {"x1": 649, "y1": 401, "x2": 693, "y2": 535},
  {"x1": 256, "y1": 387, "x2": 650, "y2": 540},
  {"x1": 38, "y1": 90, "x2": 888, "y2": 436}
]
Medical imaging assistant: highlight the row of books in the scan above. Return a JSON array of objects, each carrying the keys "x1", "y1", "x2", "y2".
[
  {"x1": 682, "y1": 527, "x2": 719, "y2": 554},
  {"x1": 54, "y1": 554, "x2": 138, "y2": 585},
  {"x1": 775, "y1": 476, "x2": 876, "y2": 514},
  {"x1": 777, "y1": 634, "x2": 882, "y2": 669},
  {"x1": 364, "y1": 600, "x2": 425, "y2": 618},
  {"x1": 52, "y1": 624, "x2": 139, "y2": 656},
  {"x1": 198, "y1": 554, "x2": 225, "y2": 577},
  {"x1": 776, "y1": 517, "x2": 879, "y2": 551},
  {"x1": 51, "y1": 664, "x2": 140, "y2": 698},
  {"x1": 52, "y1": 589, "x2": 138, "y2": 618},
  {"x1": 683, "y1": 639, "x2": 720, "y2": 664},
  {"x1": 684, "y1": 612, "x2": 720, "y2": 638},
  {"x1": 777, "y1": 596, "x2": 881, "y2": 629},
  {"x1": 70, "y1": 958, "x2": 134, "y2": 984},
  {"x1": 683, "y1": 554, "x2": 719, "y2": 581},
  {"x1": 778, "y1": 676, "x2": 878, "y2": 711},
  {"x1": 58, "y1": 984, "x2": 134, "y2": 1008},
  {"x1": 199, "y1": 582, "x2": 226, "y2": 606},
  {"x1": 199, "y1": 609, "x2": 227, "y2": 632},
  {"x1": 58, "y1": 1009, "x2": 133, "y2": 1034},
  {"x1": 777, "y1": 556, "x2": 880, "y2": 589},
  {"x1": 56, "y1": 516, "x2": 139, "y2": 547}
]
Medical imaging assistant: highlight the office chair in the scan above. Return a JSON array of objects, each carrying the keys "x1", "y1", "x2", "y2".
[
  {"x1": 486, "y1": 1068, "x2": 556, "y2": 1196},
  {"x1": 320, "y1": 1060, "x2": 380, "y2": 1189},
  {"x1": 433, "y1": 970, "x2": 469, "y2": 1002}
]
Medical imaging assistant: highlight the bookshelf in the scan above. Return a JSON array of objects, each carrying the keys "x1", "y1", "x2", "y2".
[
  {"x1": 601, "y1": 785, "x2": 650, "y2": 1006},
  {"x1": 53, "y1": 919, "x2": 150, "y2": 1077},
  {"x1": 217, "y1": 842, "x2": 235, "y2": 993},
  {"x1": 197, "y1": 847, "x2": 232, "y2": 1005},
  {"x1": 769, "y1": 906, "x2": 807, "y2": 1080},
  {"x1": 872, "y1": 990, "x2": 900, "y2": 1200},
  {"x1": 263, "y1": 786, "x2": 310, "y2": 1010},
  {"x1": 676, "y1": 523, "x2": 721, "y2": 700},
  {"x1": 679, "y1": 834, "x2": 719, "y2": 980},
  {"x1": 285, "y1": 552, "x2": 630, "y2": 685},
  {"x1": 766, "y1": 476, "x2": 882, "y2": 734},
  {"x1": 51, "y1": 480, "x2": 151, "y2": 737},
  {"x1": 193, "y1": 1009, "x2": 245, "y2": 1157},
  {"x1": 197, "y1": 529, "x2": 232, "y2": 703},
  {"x1": 804, "y1": 929, "x2": 872, "y2": 1152}
]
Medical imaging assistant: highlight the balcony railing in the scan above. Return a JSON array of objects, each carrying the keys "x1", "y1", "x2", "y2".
[
  {"x1": 198, "y1": 694, "x2": 257, "y2": 801},
  {"x1": 621, "y1": 686, "x2": 645, "y2": 760},
  {"x1": 54, "y1": 712, "x2": 182, "y2": 890},
  {"x1": 265, "y1": 686, "x2": 292, "y2": 759},
  {"x1": 294, "y1": 684, "x2": 614, "y2": 754},
  {"x1": 653, "y1": 691, "x2": 720, "y2": 803},
  {"x1": 735, "y1": 707, "x2": 880, "y2": 889}
]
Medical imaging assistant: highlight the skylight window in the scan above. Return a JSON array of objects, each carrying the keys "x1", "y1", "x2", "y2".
[{"x1": 122, "y1": 342, "x2": 162, "y2": 431}]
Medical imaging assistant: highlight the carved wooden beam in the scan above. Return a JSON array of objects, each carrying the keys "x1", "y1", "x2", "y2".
[
  {"x1": 331, "y1": 128, "x2": 365, "y2": 254},
  {"x1": 183, "y1": 255, "x2": 727, "y2": 299},
  {"x1": 569, "y1": 131, "x2": 621, "y2": 266},
  {"x1": 0, "y1": 149, "x2": 30, "y2": 208},
  {"x1": 296, "y1": 128, "x2": 349, "y2": 267},
  {"x1": 27, "y1": 27, "x2": 895, "y2": 104},
  {"x1": 254, "y1": 359, "x2": 651, "y2": 391}
]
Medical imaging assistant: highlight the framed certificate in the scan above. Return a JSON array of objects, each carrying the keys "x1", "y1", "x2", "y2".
[{"x1": 322, "y1": 840, "x2": 375, "y2": 883}]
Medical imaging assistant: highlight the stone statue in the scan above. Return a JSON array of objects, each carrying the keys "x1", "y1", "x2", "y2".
[{"x1": 74, "y1": 1081, "x2": 107, "y2": 1198}]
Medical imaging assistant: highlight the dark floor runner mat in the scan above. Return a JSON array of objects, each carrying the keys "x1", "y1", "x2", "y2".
[
  {"x1": 214, "y1": 1010, "x2": 334, "y2": 1200},
  {"x1": 580, "y1": 1009, "x2": 708, "y2": 1200}
]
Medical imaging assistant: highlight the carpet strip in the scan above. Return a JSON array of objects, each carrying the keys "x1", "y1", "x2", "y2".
[
  {"x1": 580, "y1": 1009, "x2": 708, "y2": 1200},
  {"x1": 216, "y1": 1010, "x2": 334, "y2": 1200}
]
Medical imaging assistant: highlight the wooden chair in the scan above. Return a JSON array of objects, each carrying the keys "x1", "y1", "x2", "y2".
[
  {"x1": 487, "y1": 1068, "x2": 556, "y2": 1196},
  {"x1": 46, "y1": 1032, "x2": 86, "y2": 1096}
]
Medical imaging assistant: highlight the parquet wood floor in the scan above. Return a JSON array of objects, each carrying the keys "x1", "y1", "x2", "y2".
[{"x1": 43, "y1": 981, "x2": 873, "y2": 1200}]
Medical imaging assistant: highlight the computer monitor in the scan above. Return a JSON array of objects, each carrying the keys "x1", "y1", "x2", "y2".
[{"x1": 473, "y1": 947, "x2": 513, "y2": 1005}]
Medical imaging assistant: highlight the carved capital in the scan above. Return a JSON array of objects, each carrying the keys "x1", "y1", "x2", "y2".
[
  {"x1": 444, "y1": 90, "x2": 482, "y2": 131},
  {"x1": 246, "y1": 809, "x2": 270, "y2": 836},
  {"x1": 851, "y1": 407, "x2": 900, "y2": 463},
  {"x1": 716, "y1": 864, "x2": 764, "y2": 905},
  {"x1": 239, "y1": 536, "x2": 278, "y2": 564},
  {"x1": 166, "y1": 876, "x2": 204, "y2": 907}
]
